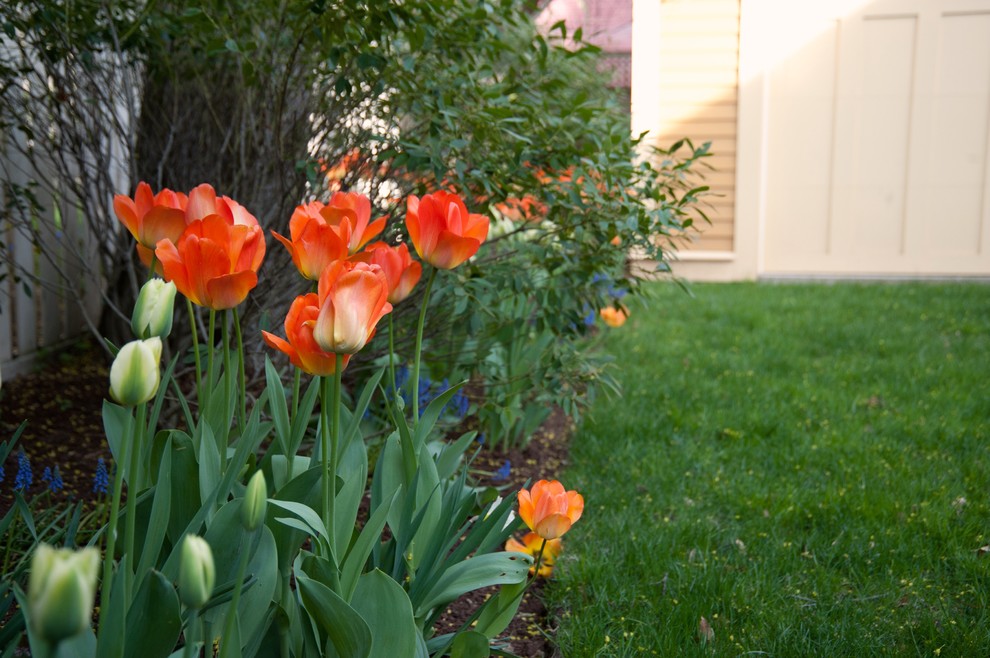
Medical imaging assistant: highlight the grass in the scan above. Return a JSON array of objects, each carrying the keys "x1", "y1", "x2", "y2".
[{"x1": 547, "y1": 282, "x2": 990, "y2": 657}]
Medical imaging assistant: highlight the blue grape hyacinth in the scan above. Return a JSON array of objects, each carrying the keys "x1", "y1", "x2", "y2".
[
  {"x1": 13, "y1": 449, "x2": 32, "y2": 492},
  {"x1": 92, "y1": 458, "x2": 110, "y2": 495}
]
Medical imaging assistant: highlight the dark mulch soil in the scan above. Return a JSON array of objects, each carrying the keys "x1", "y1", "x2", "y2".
[{"x1": 0, "y1": 343, "x2": 573, "y2": 657}]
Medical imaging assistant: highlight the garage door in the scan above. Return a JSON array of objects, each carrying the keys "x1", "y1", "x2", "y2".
[{"x1": 759, "y1": 0, "x2": 990, "y2": 276}]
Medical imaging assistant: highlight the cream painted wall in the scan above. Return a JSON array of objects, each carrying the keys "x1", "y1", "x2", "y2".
[{"x1": 638, "y1": 0, "x2": 990, "y2": 280}]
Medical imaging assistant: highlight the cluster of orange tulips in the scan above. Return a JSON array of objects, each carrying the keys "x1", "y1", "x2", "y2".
[{"x1": 114, "y1": 183, "x2": 489, "y2": 373}]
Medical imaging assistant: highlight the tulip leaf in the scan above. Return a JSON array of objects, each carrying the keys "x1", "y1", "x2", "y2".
[
  {"x1": 415, "y1": 552, "x2": 531, "y2": 616},
  {"x1": 197, "y1": 422, "x2": 221, "y2": 509},
  {"x1": 165, "y1": 431, "x2": 201, "y2": 544},
  {"x1": 269, "y1": 465, "x2": 322, "y2": 574},
  {"x1": 296, "y1": 573, "x2": 372, "y2": 658},
  {"x1": 434, "y1": 431, "x2": 478, "y2": 481},
  {"x1": 341, "y1": 366, "x2": 385, "y2": 452},
  {"x1": 413, "y1": 380, "x2": 468, "y2": 450},
  {"x1": 334, "y1": 435, "x2": 369, "y2": 554},
  {"x1": 268, "y1": 499, "x2": 330, "y2": 543},
  {"x1": 136, "y1": 437, "x2": 173, "y2": 584},
  {"x1": 474, "y1": 580, "x2": 526, "y2": 639},
  {"x1": 201, "y1": 503, "x2": 278, "y2": 648},
  {"x1": 95, "y1": 555, "x2": 128, "y2": 658},
  {"x1": 450, "y1": 630, "x2": 490, "y2": 658},
  {"x1": 55, "y1": 630, "x2": 96, "y2": 658},
  {"x1": 340, "y1": 490, "x2": 398, "y2": 601},
  {"x1": 124, "y1": 570, "x2": 181, "y2": 658},
  {"x1": 265, "y1": 356, "x2": 291, "y2": 457},
  {"x1": 350, "y1": 570, "x2": 419, "y2": 658},
  {"x1": 288, "y1": 377, "x2": 321, "y2": 456},
  {"x1": 102, "y1": 400, "x2": 132, "y2": 467}
]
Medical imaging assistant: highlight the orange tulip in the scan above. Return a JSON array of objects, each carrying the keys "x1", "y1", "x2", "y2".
[
  {"x1": 351, "y1": 242, "x2": 422, "y2": 304},
  {"x1": 600, "y1": 305, "x2": 628, "y2": 328},
  {"x1": 114, "y1": 182, "x2": 189, "y2": 271},
  {"x1": 325, "y1": 192, "x2": 387, "y2": 254},
  {"x1": 505, "y1": 532, "x2": 562, "y2": 577},
  {"x1": 517, "y1": 480, "x2": 584, "y2": 540},
  {"x1": 272, "y1": 202, "x2": 351, "y2": 280},
  {"x1": 155, "y1": 188, "x2": 266, "y2": 310},
  {"x1": 312, "y1": 261, "x2": 392, "y2": 354},
  {"x1": 406, "y1": 191, "x2": 489, "y2": 269},
  {"x1": 262, "y1": 293, "x2": 349, "y2": 376}
]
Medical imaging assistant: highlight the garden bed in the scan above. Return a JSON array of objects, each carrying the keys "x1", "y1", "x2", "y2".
[{"x1": 1, "y1": 341, "x2": 574, "y2": 657}]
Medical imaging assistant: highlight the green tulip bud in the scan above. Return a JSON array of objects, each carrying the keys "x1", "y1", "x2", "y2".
[
  {"x1": 109, "y1": 337, "x2": 162, "y2": 406},
  {"x1": 131, "y1": 279, "x2": 177, "y2": 339},
  {"x1": 241, "y1": 470, "x2": 268, "y2": 532},
  {"x1": 178, "y1": 535, "x2": 215, "y2": 609},
  {"x1": 28, "y1": 544, "x2": 99, "y2": 644}
]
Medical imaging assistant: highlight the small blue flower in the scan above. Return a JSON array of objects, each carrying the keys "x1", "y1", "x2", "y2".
[
  {"x1": 48, "y1": 466, "x2": 64, "y2": 494},
  {"x1": 450, "y1": 389, "x2": 470, "y2": 418},
  {"x1": 14, "y1": 450, "x2": 33, "y2": 492},
  {"x1": 92, "y1": 458, "x2": 110, "y2": 495},
  {"x1": 42, "y1": 466, "x2": 52, "y2": 485},
  {"x1": 0, "y1": 463, "x2": 5, "y2": 483},
  {"x1": 493, "y1": 459, "x2": 511, "y2": 481},
  {"x1": 476, "y1": 433, "x2": 486, "y2": 444}
]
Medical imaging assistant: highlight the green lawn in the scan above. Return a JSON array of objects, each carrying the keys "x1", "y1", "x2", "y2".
[{"x1": 548, "y1": 282, "x2": 990, "y2": 657}]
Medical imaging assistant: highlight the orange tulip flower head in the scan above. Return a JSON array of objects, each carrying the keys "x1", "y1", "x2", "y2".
[
  {"x1": 262, "y1": 293, "x2": 349, "y2": 377},
  {"x1": 406, "y1": 191, "x2": 489, "y2": 269},
  {"x1": 505, "y1": 532, "x2": 563, "y2": 577},
  {"x1": 312, "y1": 261, "x2": 392, "y2": 354},
  {"x1": 600, "y1": 305, "x2": 629, "y2": 328},
  {"x1": 517, "y1": 480, "x2": 584, "y2": 541},
  {"x1": 155, "y1": 184, "x2": 266, "y2": 310},
  {"x1": 324, "y1": 192, "x2": 388, "y2": 254},
  {"x1": 272, "y1": 201, "x2": 352, "y2": 280},
  {"x1": 113, "y1": 182, "x2": 189, "y2": 270},
  {"x1": 351, "y1": 242, "x2": 422, "y2": 304}
]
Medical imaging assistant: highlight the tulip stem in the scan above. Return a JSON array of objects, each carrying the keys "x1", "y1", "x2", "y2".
[
  {"x1": 147, "y1": 253, "x2": 158, "y2": 282},
  {"x1": 123, "y1": 402, "x2": 146, "y2": 602},
  {"x1": 411, "y1": 267, "x2": 437, "y2": 423},
  {"x1": 183, "y1": 611, "x2": 201, "y2": 658},
  {"x1": 99, "y1": 424, "x2": 129, "y2": 627},
  {"x1": 187, "y1": 298, "x2": 202, "y2": 411},
  {"x1": 233, "y1": 308, "x2": 247, "y2": 432},
  {"x1": 388, "y1": 313, "x2": 397, "y2": 402},
  {"x1": 206, "y1": 310, "x2": 216, "y2": 411},
  {"x1": 217, "y1": 310, "x2": 234, "y2": 472},
  {"x1": 291, "y1": 369, "x2": 301, "y2": 417},
  {"x1": 221, "y1": 529, "x2": 254, "y2": 657}
]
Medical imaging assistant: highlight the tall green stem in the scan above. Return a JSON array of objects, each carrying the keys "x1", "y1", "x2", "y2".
[
  {"x1": 388, "y1": 313, "x2": 397, "y2": 402},
  {"x1": 220, "y1": 531, "x2": 253, "y2": 657},
  {"x1": 411, "y1": 268, "x2": 437, "y2": 422},
  {"x1": 187, "y1": 298, "x2": 202, "y2": 411},
  {"x1": 233, "y1": 308, "x2": 247, "y2": 431},
  {"x1": 221, "y1": 311, "x2": 233, "y2": 473},
  {"x1": 206, "y1": 310, "x2": 216, "y2": 411},
  {"x1": 123, "y1": 402, "x2": 147, "y2": 602},
  {"x1": 320, "y1": 376, "x2": 333, "y2": 559},
  {"x1": 99, "y1": 428, "x2": 129, "y2": 623},
  {"x1": 147, "y1": 253, "x2": 158, "y2": 283}
]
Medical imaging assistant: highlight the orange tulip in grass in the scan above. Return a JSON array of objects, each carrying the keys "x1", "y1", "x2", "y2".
[
  {"x1": 600, "y1": 305, "x2": 629, "y2": 328},
  {"x1": 505, "y1": 532, "x2": 562, "y2": 577},
  {"x1": 406, "y1": 190, "x2": 489, "y2": 270},
  {"x1": 312, "y1": 261, "x2": 392, "y2": 355},
  {"x1": 352, "y1": 242, "x2": 422, "y2": 304},
  {"x1": 155, "y1": 185, "x2": 266, "y2": 310},
  {"x1": 261, "y1": 294, "x2": 349, "y2": 376},
  {"x1": 517, "y1": 479, "x2": 584, "y2": 540}
]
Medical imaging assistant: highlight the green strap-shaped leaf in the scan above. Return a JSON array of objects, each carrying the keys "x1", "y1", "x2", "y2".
[
  {"x1": 136, "y1": 437, "x2": 173, "y2": 582},
  {"x1": 296, "y1": 573, "x2": 372, "y2": 658},
  {"x1": 350, "y1": 570, "x2": 419, "y2": 658},
  {"x1": 450, "y1": 630, "x2": 490, "y2": 658},
  {"x1": 124, "y1": 570, "x2": 181, "y2": 658},
  {"x1": 265, "y1": 356, "x2": 291, "y2": 457},
  {"x1": 415, "y1": 552, "x2": 531, "y2": 616}
]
